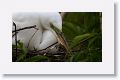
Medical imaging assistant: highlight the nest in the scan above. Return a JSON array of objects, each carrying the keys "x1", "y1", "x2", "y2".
[{"x1": 12, "y1": 22, "x2": 69, "y2": 62}]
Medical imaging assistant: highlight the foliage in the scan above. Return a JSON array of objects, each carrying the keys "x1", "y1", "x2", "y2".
[
  {"x1": 12, "y1": 12, "x2": 102, "y2": 62},
  {"x1": 62, "y1": 12, "x2": 102, "y2": 62},
  {"x1": 12, "y1": 41, "x2": 49, "y2": 62}
]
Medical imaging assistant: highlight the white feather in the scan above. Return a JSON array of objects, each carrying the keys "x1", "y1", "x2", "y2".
[{"x1": 12, "y1": 12, "x2": 62, "y2": 51}]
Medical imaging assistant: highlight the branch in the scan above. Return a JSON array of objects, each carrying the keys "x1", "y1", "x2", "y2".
[
  {"x1": 29, "y1": 42, "x2": 58, "y2": 54},
  {"x1": 13, "y1": 22, "x2": 17, "y2": 61},
  {"x1": 12, "y1": 25, "x2": 37, "y2": 33}
]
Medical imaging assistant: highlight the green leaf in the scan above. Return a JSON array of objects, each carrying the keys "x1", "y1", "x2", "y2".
[
  {"x1": 69, "y1": 52, "x2": 88, "y2": 62},
  {"x1": 16, "y1": 54, "x2": 26, "y2": 62},
  {"x1": 13, "y1": 41, "x2": 28, "y2": 62},
  {"x1": 24, "y1": 55, "x2": 49, "y2": 62},
  {"x1": 63, "y1": 22, "x2": 80, "y2": 40},
  {"x1": 63, "y1": 22, "x2": 80, "y2": 35},
  {"x1": 17, "y1": 40, "x2": 28, "y2": 54},
  {"x1": 88, "y1": 36, "x2": 98, "y2": 48},
  {"x1": 70, "y1": 33, "x2": 92, "y2": 48}
]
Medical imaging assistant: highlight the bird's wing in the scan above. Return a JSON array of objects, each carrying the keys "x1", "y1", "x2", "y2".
[{"x1": 38, "y1": 30, "x2": 58, "y2": 51}]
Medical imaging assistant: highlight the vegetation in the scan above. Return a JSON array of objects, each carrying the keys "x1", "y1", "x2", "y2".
[{"x1": 12, "y1": 12, "x2": 102, "y2": 62}]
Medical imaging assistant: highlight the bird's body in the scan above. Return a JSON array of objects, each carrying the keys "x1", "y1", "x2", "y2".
[{"x1": 12, "y1": 12, "x2": 62, "y2": 51}]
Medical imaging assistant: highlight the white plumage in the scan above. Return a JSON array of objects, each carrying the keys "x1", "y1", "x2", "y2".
[{"x1": 12, "y1": 12, "x2": 62, "y2": 51}]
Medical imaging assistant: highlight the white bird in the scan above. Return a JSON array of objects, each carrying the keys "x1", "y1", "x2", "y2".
[{"x1": 12, "y1": 12, "x2": 68, "y2": 52}]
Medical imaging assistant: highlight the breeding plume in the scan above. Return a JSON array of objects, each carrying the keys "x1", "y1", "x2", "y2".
[{"x1": 12, "y1": 12, "x2": 68, "y2": 52}]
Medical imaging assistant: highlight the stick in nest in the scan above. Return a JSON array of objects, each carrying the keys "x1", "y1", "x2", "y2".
[
  {"x1": 12, "y1": 25, "x2": 37, "y2": 33},
  {"x1": 29, "y1": 42, "x2": 58, "y2": 54},
  {"x1": 13, "y1": 22, "x2": 17, "y2": 61}
]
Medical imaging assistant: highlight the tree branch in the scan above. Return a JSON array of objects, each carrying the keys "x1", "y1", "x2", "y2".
[
  {"x1": 12, "y1": 25, "x2": 37, "y2": 33},
  {"x1": 13, "y1": 22, "x2": 17, "y2": 61},
  {"x1": 29, "y1": 42, "x2": 58, "y2": 54}
]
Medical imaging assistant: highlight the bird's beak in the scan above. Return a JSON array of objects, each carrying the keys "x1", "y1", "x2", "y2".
[{"x1": 50, "y1": 24, "x2": 69, "y2": 53}]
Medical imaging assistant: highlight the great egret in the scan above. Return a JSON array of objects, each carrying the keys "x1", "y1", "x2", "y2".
[{"x1": 12, "y1": 12, "x2": 68, "y2": 52}]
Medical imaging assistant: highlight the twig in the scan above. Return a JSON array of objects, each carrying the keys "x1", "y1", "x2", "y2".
[
  {"x1": 13, "y1": 22, "x2": 17, "y2": 60},
  {"x1": 12, "y1": 32, "x2": 18, "y2": 37},
  {"x1": 12, "y1": 25, "x2": 37, "y2": 33},
  {"x1": 27, "y1": 30, "x2": 38, "y2": 48},
  {"x1": 29, "y1": 42, "x2": 58, "y2": 54},
  {"x1": 28, "y1": 51, "x2": 65, "y2": 55}
]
